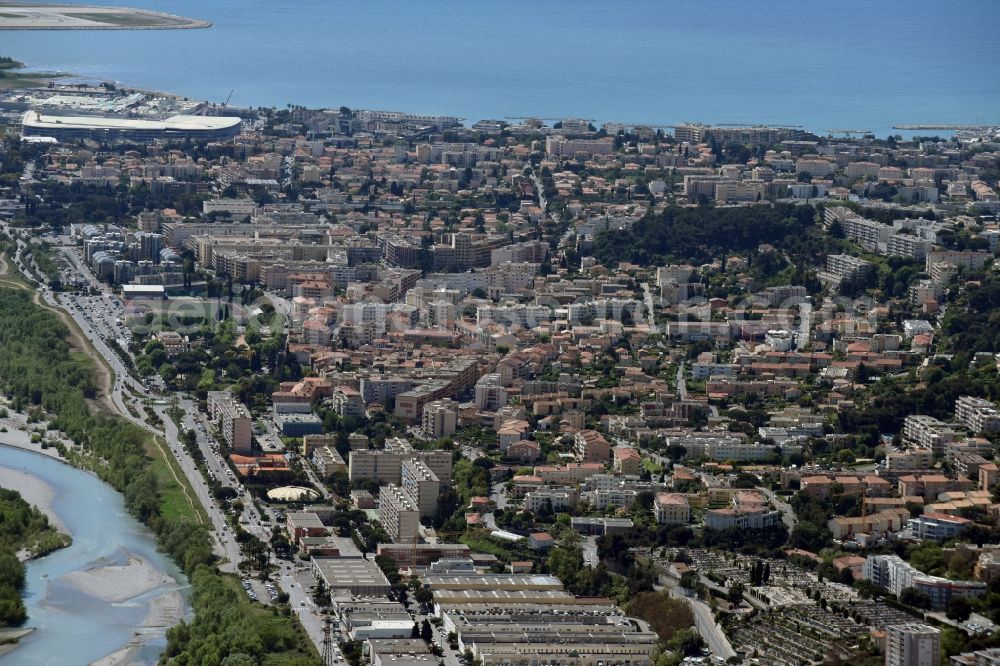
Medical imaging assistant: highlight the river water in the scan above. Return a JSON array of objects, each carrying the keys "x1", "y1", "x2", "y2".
[
  {"x1": 2, "y1": 0, "x2": 999, "y2": 136},
  {"x1": 0, "y1": 445, "x2": 189, "y2": 665}
]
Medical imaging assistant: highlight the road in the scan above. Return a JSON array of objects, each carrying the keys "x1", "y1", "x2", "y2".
[
  {"x1": 158, "y1": 401, "x2": 246, "y2": 570},
  {"x1": 642, "y1": 282, "x2": 660, "y2": 332},
  {"x1": 581, "y1": 535, "x2": 599, "y2": 568},
  {"x1": 277, "y1": 567, "x2": 329, "y2": 652},
  {"x1": 797, "y1": 302, "x2": 812, "y2": 351},
  {"x1": 481, "y1": 474, "x2": 509, "y2": 530},
  {"x1": 759, "y1": 487, "x2": 797, "y2": 529},
  {"x1": 686, "y1": 594, "x2": 736, "y2": 660},
  {"x1": 20, "y1": 159, "x2": 36, "y2": 185},
  {"x1": 660, "y1": 579, "x2": 736, "y2": 660},
  {"x1": 676, "y1": 362, "x2": 688, "y2": 400},
  {"x1": 49, "y1": 281, "x2": 256, "y2": 568}
]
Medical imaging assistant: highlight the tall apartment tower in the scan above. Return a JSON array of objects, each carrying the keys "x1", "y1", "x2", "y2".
[{"x1": 886, "y1": 624, "x2": 940, "y2": 666}]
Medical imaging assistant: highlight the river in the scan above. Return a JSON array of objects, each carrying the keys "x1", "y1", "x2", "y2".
[
  {"x1": 0, "y1": 445, "x2": 189, "y2": 666},
  {"x1": 2, "y1": 0, "x2": 999, "y2": 136}
]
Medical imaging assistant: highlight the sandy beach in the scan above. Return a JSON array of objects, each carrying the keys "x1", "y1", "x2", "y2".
[
  {"x1": 142, "y1": 589, "x2": 184, "y2": 628},
  {"x1": 63, "y1": 554, "x2": 173, "y2": 603},
  {"x1": 90, "y1": 643, "x2": 143, "y2": 666},
  {"x1": 85, "y1": 589, "x2": 183, "y2": 665},
  {"x1": 0, "y1": 463, "x2": 66, "y2": 532},
  {"x1": 0, "y1": 402, "x2": 77, "y2": 464},
  {"x1": 0, "y1": 628, "x2": 34, "y2": 658}
]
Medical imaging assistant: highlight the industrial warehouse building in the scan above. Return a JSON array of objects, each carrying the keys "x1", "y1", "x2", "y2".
[{"x1": 312, "y1": 557, "x2": 392, "y2": 597}]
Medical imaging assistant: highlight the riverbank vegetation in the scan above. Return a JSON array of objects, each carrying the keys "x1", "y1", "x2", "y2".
[
  {"x1": 0, "y1": 488, "x2": 71, "y2": 626},
  {"x1": 0, "y1": 488, "x2": 70, "y2": 559},
  {"x1": 0, "y1": 551, "x2": 26, "y2": 626},
  {"x1": 0, "y1": 287, "x2": 320, "y2": 663}
]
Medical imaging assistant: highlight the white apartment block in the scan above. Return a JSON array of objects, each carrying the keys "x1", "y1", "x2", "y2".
[
  {"x1": 349, "y1": 438, "x2": 453, "y2": 486},
  {"x1": 690, "y1": 362, "x2": 738, "y2": 380},
  {"x1": 909, "y1": 279, "x2": 945, "y2": 307},
  {"x1": 422, "y1": 399, "x2": 458, "y2": 438},
  {"x1": 476, "y1": 304, "x2": 554, "y2": 329},
  {"x1": 715, "y1": 180, "x2": 767, "y2": 203},
  {"x1": 824, "y1": 253, "x2": 875, "y2": 282},
  {"x1": 666, "y1": 436, "x2": 788, "y2": 462},
  {"x1": 207, "y1": 390, "x2": 253, "y2": 453},
  {"x1": 887, "y1": 234, "x2": 932, "y2": 261},
  {"x1": 886, "y1": 624, "x2": 940, "y2": 666},
  {"x1": 863, "y1": 554, "x2": 986, "y2": 608},
  {"x1": 524, "y1": 488, "x2": 577, "y2": 512},
  {"x1": 400, "y1": 458, "x2": 440, "y2": 518},
  {"x1": 842, "y1": 217, "x2": 891, "y2": 251},
  {"x1": 378, "y1": 484, "x2": 420, "y2": 544},
  {"x1": 567, "y1": 299, "x2": 643, "y2": 326},
  {"x1": 475, "y1": 374, "x2": 508, "y2": 411},
  {"x1": 902, "y1": 415, "x2": 957, "y2": 452},
  {"x1": 544, "y1": 136, "x2": 615, "y2": 156},
  {"x1": 704, "y1": 507, "x2": 780, "y2": 530},
  {"x1": 312, "y1": 445, "x2": 346, "y2": 477},
  {"x1": 886, "y1": 448, "x2": 934, "y2": 471},
  {"x1": 955, "y1": 396, "x2": 1000, "y2": 433},
  {"x1": 202, "y1": 198, "x2": 258, "y2": 217},
  {"x1": 427, "y1": 301, "x2": 456, "y2": 328},
  {"x1": 483, "y1": 262, "x2": 539, "y2": 294},
  {"x1": 846, "y1": 162, "x2": 881, "y2": 179},
  {"x1": 332, "y1": 387, "x2": 365, "y2": 420}
]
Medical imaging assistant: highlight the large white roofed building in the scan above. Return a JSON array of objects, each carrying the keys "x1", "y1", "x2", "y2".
[{"x1": 21, "y1": 111, "x2": 241, "y2": 142}]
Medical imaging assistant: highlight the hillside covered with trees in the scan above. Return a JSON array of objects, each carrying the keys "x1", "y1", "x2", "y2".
[{"x1": 592, "y1": 203, "x2": 825, "y2": 267}]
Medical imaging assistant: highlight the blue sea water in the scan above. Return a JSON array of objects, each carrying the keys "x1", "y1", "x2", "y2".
[{"x1": 2, "y1": 0, "x2": 1000, "y2": 135}]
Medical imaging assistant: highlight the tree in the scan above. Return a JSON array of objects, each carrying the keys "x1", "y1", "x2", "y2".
[
  {"x1": 414, "y1": 587, "x2": 433, "y2": 605},
  {"x1": 667, "y1": 628, "x2": 705, "y2": 657},
  {"x1": 312, "y1": 578, "x2": 329, "y2": 606},
  {"x1": 421, "y1": 619, "x2": 433, "y2": 642},
  {"x1": 899, "y1": 587, "x2": 931, "y2": 610},
  {"x1": 270, "y1": 530, "x2": 293, "y2": 559},
  {"x1": 727, "y1": 581, "x2": 745, "y2": 605},
  {"x1": 945, "y1": 596, "x2": 972, "y2": 623}
]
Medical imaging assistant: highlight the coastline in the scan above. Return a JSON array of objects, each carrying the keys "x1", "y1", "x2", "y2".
[{"x1": 0, "y1": 3, "x2": 211, "y2": 30}]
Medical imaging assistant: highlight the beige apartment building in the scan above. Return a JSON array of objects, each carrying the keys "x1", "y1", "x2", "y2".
[
  {"x1": 654, "y1": 493, "x2": 691, "y2": 525},
  {"x1": 400, "y1": 458, "x2": 440, "y2": 518},
  {"x1": 207, "y1": 390, "x2": 253, "y2": 453},
  {"x1": 422, "y1": 399, "x2": 458, "y2": 438},
  {"x1": 349, "y1": 438, "x2": 453, "y2": 486},
  {"x1": 378, "y1": 484, "x2": 420, "y2": 544}
]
